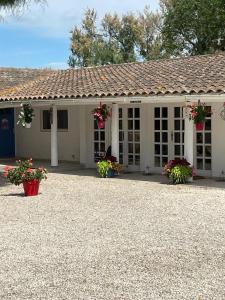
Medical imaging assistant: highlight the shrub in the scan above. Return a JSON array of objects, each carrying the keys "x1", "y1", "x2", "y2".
[{"x1": 163, "y1": 158, "x2": 194, "y2": 184}]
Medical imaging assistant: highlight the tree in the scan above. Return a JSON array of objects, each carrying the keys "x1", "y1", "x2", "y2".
[
  {"x1": 69, "y1": 7, "x2": 163, "y2": 68},
  {"x1": 0, "y1": 0, "x2": 42, "y2": 9},
  {"x1": 161, "y1": 0, "x2": 225, "y2": 56}
]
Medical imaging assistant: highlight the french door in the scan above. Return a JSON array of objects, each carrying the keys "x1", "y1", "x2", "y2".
[
  {"x1": 93, "y1": 118, "x2": 111, "y2": 162},
  {"x1": 119, "y1": 106, "x2": 141, "y2": 171},
  {"x1": 153, "y1": 105, "x2": 184, "y2": 170}
]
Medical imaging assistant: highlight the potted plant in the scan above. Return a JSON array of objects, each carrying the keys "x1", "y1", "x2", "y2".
[
  {"x1": 17, "y1": 104, "x2": 34, "y2": 128},
  {"x1": 97, "y1": 155, "x2": 122, "y2": 178},
  {"x1": 163, "y1": 158, "x2": 195, "y2": 184},
  {"x1": 187, "y1": 101, "x2": 211, "y2": 130},
  {"x1": 4, "y1": 158, "x2": 47, "y2": 196},
  {"x1": 92, "y1": 102, "x2": 111, "y2": 129}
]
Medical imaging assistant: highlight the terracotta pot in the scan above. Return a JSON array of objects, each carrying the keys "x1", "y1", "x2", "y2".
[
  {"x1": 195, "y1": 122, "x2": 204, "y2": 131},
  {"x1": 23, "y1": 180, "x2": 40, "y2": 196},
  {"x1": 98, "y1": 120, "x2": 105, "y2": 129}
]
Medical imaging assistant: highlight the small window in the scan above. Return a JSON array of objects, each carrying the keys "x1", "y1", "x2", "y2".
[{"x1": 42, "y1": 109, "x2": 68, "y2": 130}]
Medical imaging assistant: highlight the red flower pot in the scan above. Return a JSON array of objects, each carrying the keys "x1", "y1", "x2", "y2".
[
  {"x1": 98, "y1": 120, "x2": 105, "y2": 129},
  {"x1": 195, "y1": 122, "x2": 204, "y2": 131},
  {"x1": 23, "y1": 180, "x2": 40, "y2": 196}
]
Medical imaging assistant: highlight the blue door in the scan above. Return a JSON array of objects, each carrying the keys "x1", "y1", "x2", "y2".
[{"x1": 0, "y1": 108, "x2": 15, "y2": 157}]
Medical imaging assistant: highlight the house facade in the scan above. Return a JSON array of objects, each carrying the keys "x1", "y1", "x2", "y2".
[{"x1": 1, "y1": 54, "x2": 225, "y2": 177}]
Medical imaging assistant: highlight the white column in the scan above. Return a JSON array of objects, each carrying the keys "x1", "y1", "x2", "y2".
[
  {"x1": 184, "y1": 107, "x2": 194, "y2": 178},
  {"x1": 111, "y1": 103, "x2": 119, "y2": 160},
  {"x1": 51, "y1": 104, "x2": 58, "y2": 167}
]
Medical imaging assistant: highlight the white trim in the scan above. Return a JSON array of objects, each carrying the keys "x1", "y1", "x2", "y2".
[
  {"x1": 111, "y1": 103, "x2": 119, "y2": 160},
  {"x1": 51, "y1": 105, "x2": 58, "y2": 167}
]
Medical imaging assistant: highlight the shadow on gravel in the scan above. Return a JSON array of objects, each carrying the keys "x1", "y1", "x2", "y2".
[{"x1": 2, "y1": 193, "x2": 25, "y2": 197}]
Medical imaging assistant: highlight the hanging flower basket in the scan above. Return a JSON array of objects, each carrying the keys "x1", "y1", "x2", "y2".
[
  {"x1": 195, "y1": 122, "x2": 204, "y2": 131},
  {"x1": 187, "y1": 100, "x2": 211, "y2": 130},
  {"x1": 17, "y1": 103, "x2": 34, "y2": 128},
  {"x1": 92, "y1": 102, "x2": 111, "y2": 129}
]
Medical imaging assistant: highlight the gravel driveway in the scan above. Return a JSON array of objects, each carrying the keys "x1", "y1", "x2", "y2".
[{"x1": 0, "y1": 169, "x2": 225, "y2": 300}]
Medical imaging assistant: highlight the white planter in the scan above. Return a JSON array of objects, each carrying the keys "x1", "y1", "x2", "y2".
[{"x1": 25, "y1": 123, "x2": 31, "y2": 129}]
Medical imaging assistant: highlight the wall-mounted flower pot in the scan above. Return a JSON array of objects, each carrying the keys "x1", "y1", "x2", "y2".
[
  {"x1": 23, "y1": 180, "x2": 40, "y2": 196},
  {"x1": 195, "y1": 122, "x2": 204, "y2": 131},
  {"x1": 98, "y1": 120, "x2": 105, "y2": 129},
  {"x1": 25, "y1": 123, "x2": 31, "y2": 129}
]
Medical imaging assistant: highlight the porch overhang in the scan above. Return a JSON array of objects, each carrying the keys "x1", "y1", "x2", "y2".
[{"x1": 1, "y1": 93, "x2": 225, "y2": 108}]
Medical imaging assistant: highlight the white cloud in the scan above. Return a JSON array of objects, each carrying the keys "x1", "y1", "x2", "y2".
[
  {"x1": 45, "y1": 61, "x2": 68, "y2": 69},
  {"x1": 2, "y1": 0, "x2": 159, "y2": 38}
]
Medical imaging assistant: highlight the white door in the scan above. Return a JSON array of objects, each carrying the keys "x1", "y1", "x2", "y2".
[
  {"x1": 194, "y1": 105, "x2": 212, "y2": 176},
  {"x1": 119, "y1": 106, "x2": 141, "y2": 171},
  {"x1": 153, "y1": 105, "x2": 184, "y2": 171},
  {"x1": 92, "y1": 118, "x2": 111, "y2": 163}
]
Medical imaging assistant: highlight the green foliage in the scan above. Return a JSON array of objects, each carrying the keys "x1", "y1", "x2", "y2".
[
  {"x1": 97, "y1": 160, "x2": 111, "y2": 178},
  {"x1": 69, "y1": 7, "x2": 163, "y2": 67},
  {"x1": 161, "y1": 0, "x2": 225, "y2": 56},
  {"x1": 17, "y1": 104, "x2": 34, "y2": 127},
  {"x1": 4, "y1": 159, "x2": 47, "y2": 186},
  {"x1": 170, "y1": 165, "x2": 192, "y2": 184},
  {"x1": 0, "y1": 0, "x2": 43, "y2": 9}
]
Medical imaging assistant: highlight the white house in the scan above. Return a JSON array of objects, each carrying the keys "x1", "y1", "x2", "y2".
[{"x1": 1, "y1": 53, "x2": 225, "y2": 177}]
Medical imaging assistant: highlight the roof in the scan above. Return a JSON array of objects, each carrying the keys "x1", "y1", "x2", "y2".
[
  {"x1": 1, "y1": 53, "x2": 225, "y2": 102},
  {"x1": 0, "y1": 68, "x2": 53, "y2": 94}
]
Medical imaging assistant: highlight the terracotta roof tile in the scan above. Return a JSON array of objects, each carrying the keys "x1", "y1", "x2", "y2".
[{"x1": 1, "y1": 53, "x2": 225, "y2": 101}]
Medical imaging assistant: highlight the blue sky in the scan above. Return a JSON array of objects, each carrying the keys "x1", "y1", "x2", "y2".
[{"x1": 0, "y1": 0, "x2": 159, "y2": 69}]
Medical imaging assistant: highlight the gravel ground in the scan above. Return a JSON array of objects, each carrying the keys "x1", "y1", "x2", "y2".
[{"x1": 0, "y1": 169, "x2": 225, "y2": 300}]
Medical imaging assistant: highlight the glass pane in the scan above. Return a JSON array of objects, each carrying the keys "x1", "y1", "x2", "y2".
[
  {"x1": 174, "y1": 120, "x2": 180, "y2": 130},
  {"x1": 100, "y1": 143, "x2": 105, "y2": 152},
  {"x1": 155, "y1": 156, "x2": 160, "y2": 167},
  {"x1": 205, "y1": 159, "x2": 211, "y2": 170},
  {"x1": 119, "y1": 108, "x2": 123, "y2": 118},
  {"x1": 128, "y1": 120, "x2": 133, "y2": 130},
  {"x1": 205, "y1": 119, "x2": 211, "y2": 130},
  {"x1": 119, "y1": 131, "x2": 123, "y2": 141},
  {"x1": 100, "y1": 131, "x2": 105, "y2": 141},
  {"x1": 119, "y1": 120, "x2": 123, "y2": 130},
  {"x1": 155, "y1": 132, "x2": 160, "y2": 142},
  {"x1": 43, "y1": 110, "x2": 51, "y2": 130},
  {"x1": 162, "y1": 120, "x2": 168, "y2": 130},
  {"x1": 197, "y1": 146, "x2": 203, "y2": 157},
  {"x1": 154, "y1": 107, "x2": 160, "y2": 118},
  {"x1": 94, "y1": 143, "x2": 99, "y2": 152},
  {"x1": 205, "y1": 133, "x2": 211, "y2": 144},
  {"x1": 57, "y1": 110, "x2": 68, "y2": 130},
  {"x1": 135, "y1": 120, "x2": 140, "y2": 130},
  {"x1": 94, "y1": 120, "x2": 98, "y2": 129},
  {"x1": 128, "y1": 143, "x2": 133, "y2": 153},
  {"x1": 197, "y1": 133, "x2": 203, "y2": 144},
  {"x1": 162, "y1": 132, "x2": 168, "y2": 143},
  {"x1": 162, "y1": 157, "x2": 168, "y2": 166},
  {"x1": 128, "y1": 132, "x2": 133, "y2": 142},
  {"x1": 162, "y1": 144, "x2": 168, "y2": 155},
  {"x1": 119, "y1": 155, "x2": 123, "y2": 164},
  {"x1": 175, "y1": 145, "x2": 181, "y2": 155},
  {"x1": 197, "y1": 159, "x2": 203, "y2": 169},
  {"x1": 155, "y1": 120, "x2": 160, "y2": 130},
  {"x1": 94, "y1": 131, "x2": 99, "y2": 141},
  {"x1": 128, "y1": 155, "x2": 133, "y2": 165},
  {"x1": 182, "y1": 120, "x2": 185, "y2": 130},
  {"x1": 135, "y1": 144, "x2": 140, "y2": 154},
  {"x1": 155, "y1": 144, "x2": 160, "y2": 155},
  {"x1": 135, "y1": 132, "x2": 140, "y2": 142},
  {"x1": 174, "y1": 132, "x2": 180, "y2": 143},
  {"x1": 205, "y1": 146, "x2": 211, "y2": 157},
  {"x1": 174, "y1": 107, "x2": 180, "y2": 118},
  {"x1": 135, "y1": 156, "x2": 140, "y2": 165},
  {"x1": 128, "y1": 108, "x2": 133, "y2": 118},
  {"x1": 206, "y1": 106, "x2": 211, "y2": 117},
  {"x1": 162, "y1": 107, "x2": 168, "y2": 118},
  {"x1": 119, "y1": 143, "x2": 123, "y2": 153},
  {"x1": 135, "y1": 108, "x2": 140, "y2": 118}
]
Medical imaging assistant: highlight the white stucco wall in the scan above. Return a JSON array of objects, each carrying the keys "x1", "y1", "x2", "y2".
[
  {"x1": 13, "y1": 101, "x2": 225, "y2": 177},
  {"x1": 15, "y1": 105, "x2": 80, "y2": 162}
]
